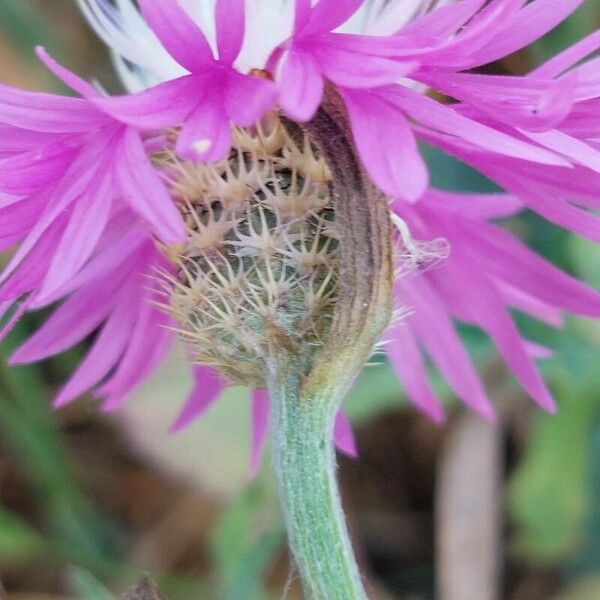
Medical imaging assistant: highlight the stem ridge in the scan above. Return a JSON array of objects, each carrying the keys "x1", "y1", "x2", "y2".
[
  {"x1": 270, "y1": 365, "x2": 368, "y2": 600},
  {"x1": 270, "y1": 88, "x2": 394, "y2": 599}
]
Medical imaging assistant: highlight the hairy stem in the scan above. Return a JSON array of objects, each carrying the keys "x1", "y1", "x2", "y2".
[
  {"x1": 269, "y1": 362, "x2": 368, "y2": 600},
  {"x1": 268, "y1": 89, "x2": 394, "y2": 599}
]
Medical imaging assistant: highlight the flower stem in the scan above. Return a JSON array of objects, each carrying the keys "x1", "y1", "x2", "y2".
[
  {"x1": 269, "y1": 362, "x2": 368, "y2": 600},
  {"x1": 267, "y1": 86, "x2": 394, "y2": 599}
]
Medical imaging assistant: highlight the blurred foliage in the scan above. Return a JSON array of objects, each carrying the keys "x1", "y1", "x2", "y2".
[
  {"x1": 70, "y1": 568, "x2": 114, "y2": 600},
  {"x1": 0, "y1": 506, "x2": 48, "y2": 565},
  {"x1": 508, "y1": 388, "x2": 595, "y2": 562},
  {"x1": 0, "y1": 323, "x2": 123, "y2": 571},
  {"x1": 211, "y1": 481, "x2": 284, "y2": 600}
]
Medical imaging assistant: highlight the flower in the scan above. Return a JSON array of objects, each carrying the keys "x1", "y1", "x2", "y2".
[
  {"x1": 391, "y1": 189, "x2": 600, "y2": 421},
  {"x1": 86, "y1": 0, "x2": 277, "y2": 162},
  {"x1": 1, "y1": 0, "x2": 600, "y2": 471}
]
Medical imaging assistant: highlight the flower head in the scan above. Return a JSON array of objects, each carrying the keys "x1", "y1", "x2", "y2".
[{"x1": 2, "y1": 0, "x2": 600, "y2": 471}]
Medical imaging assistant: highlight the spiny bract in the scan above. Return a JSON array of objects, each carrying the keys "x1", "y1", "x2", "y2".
[{"x1": 158, "y1": 117, "x2": 339, "y2": 387}]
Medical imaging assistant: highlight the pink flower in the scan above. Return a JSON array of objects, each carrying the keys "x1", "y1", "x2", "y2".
[
  {"x1": 91, "y1": 0, "x2": 277, "y2": 162},
  {"x1": 0, "y1": 56, "x2": 185, "y2": 308},
  {"x1": 10, "y1": 224, "x2": 173, "y2": 411},
  {"x1": 1, "y1": 0, "x2": 600, "y2": 473},
  {"x1": 274, "y1": 0, "x2": 587, "y2": 200},
  {"x1": 391, "y1": 189, "x2": 600, "y2": 421}
]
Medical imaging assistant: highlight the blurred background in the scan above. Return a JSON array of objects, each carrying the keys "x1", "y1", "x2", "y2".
[{"x1": 1, "y1": 2, "x2": 600, "y2": 599}]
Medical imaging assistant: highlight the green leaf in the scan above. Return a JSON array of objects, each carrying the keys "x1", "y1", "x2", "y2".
[
  {"x1": 0, "y1": 506, "x2": 48, "y2": 564},
  {"x1": 0, "y1": 0, "x2": 68, "y2": 92},
  {"x1": 212, "y1": 481, "x2": 284, "y2": 600},
  {"x1": 553, "y1": 576, "x2": 600, "y2": 600},
  {"x1": 344, "y1": 362, "x2": 405, "y2": 423},
  {"x1": 0, "y1": 322, "x2": 123, "y2": 576},
  {"x1": 508, "y1": 396, "x2": 596, "y2": 562},
  {"x1": 70, "y1": 567, "x2": 115, "y2": 600}
]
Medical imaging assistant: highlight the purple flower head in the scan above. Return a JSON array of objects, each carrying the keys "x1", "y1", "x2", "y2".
[
  {"x1": 90, "y1": 0, "x2": 277, "y2": 162},
  {"x1": 1, "y1": 0, "x2": 600, "y2": 473},
  {"x1": 273, "y1": 0, "x2": 588, "y2": 199}
]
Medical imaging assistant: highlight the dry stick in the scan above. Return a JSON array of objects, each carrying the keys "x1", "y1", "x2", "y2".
[{"x1": 436, "y1": 412, "x2": 502, "y2": 600}]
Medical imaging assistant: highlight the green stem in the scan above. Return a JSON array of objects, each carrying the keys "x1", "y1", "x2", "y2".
[{"x1": 269, "y1": 363, "x2": 368, "y2": 600}]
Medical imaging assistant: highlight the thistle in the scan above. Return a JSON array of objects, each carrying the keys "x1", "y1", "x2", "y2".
[{"x1": 161, "y1": 117, "x2": 341, "y2": 388}]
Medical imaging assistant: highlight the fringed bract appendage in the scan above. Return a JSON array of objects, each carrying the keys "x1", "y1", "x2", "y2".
[{"x1": 159, "y1": 88, "x2": 393, "y2": 396}]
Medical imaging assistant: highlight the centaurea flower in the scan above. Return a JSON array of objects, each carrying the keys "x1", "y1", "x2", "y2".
[{"x1": 1, "y1": 1, "x2": 600, "y2": 597}]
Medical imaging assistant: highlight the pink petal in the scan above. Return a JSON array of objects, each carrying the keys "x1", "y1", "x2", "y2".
[
  {"x1": 570, "y1": 57, "x2": 600, "y2": 101},
  {"x1": 482, "y1": 163, "x2": 600, "y2": 244},
  {"x1": 0, "y1": 191, "x2": 18, "y2": 209},
  {"x1": 0, "y1": 141, "x2": 78, "y2": 196},
  {"x1": 402, "y1": 0, "x2": 486, "y2": 38},
  {"x1": 462, "y1": 222, "x2": 600, "y2": 317},
  {"x1": 53, "y1": 297, "x2": 134, "y2": 407},
  {"x1": 0, "y1": 128, "x2": 123, "y2": 289},
  {"x1": 215, "y1": 0, "x2": 245, "y2": 64},
  {"x1": 301, "y1": 0, "x2": 363, "y2": 36},
  {"x1": 388, "y1": 322, "x2": 446, "y2": 422},
  {"x1": 36, "y1": 47, "x2": 100, "y2": 99},
  {"x1": 333, "y1": 411, "x2": 358, "y2": 458},
  {"x1": 418, "y1": 72, "x2": 575, "y2": 132},
  {"x1": 249, "y1": 389, "x2": 270, "y2": 478},
  {"x1": 520, "y1": 129, "x2": 600, "y2": 173},
  {"x1": 138, "y1": 0, "x2": 215, "y2": 71},
  {"x1": 429, "y1": 241, "x2": 555, "y2": 412},
  {"x1": 0, "y1": 84, "x2": 109, "y2": 133},
  {"x1": 93, "y1": 76, "x2": 201, "y2": 129},
  {"x1": 176, "y1": 98, "x2": 232, "y2": 163},
  {"x1": 0, "y1": 193, "x2": 48, "y2": 240},
  {"x1": 170, "y1": 366, "x2": 224, "y2": 432},
  {"x1": 342, "y1": 88, "x2": 428, "y2": 201},
  {"x1": 524, "y1": 341, "x2": 554, "y2": 360},
  {"x1": 278, "y1": 48, "x2": 324, "y2": 122},
  {"x1": 0, "y1": 125, "x2": 58, "y2": 158},
  {"x1": 385, "y1": 85, "x2": 570, "y2": 167},
  {"x1": 413, "y1": 0, "x2": 525, "y2": 69},
  {"x1": 10, "y1": 280, "x2": 117, "y2": 363},
  {"x1": 294, "y1": 0, "x2": 312, "y2": 33},
  {"x1": 115, "y1": 128, "x2": 186, "y2": 242},
  {"x1": 0, "y1": 213, "x2": 68, "y2": 302},
  {"x1": 33, "y1": 224, "x2": 147, "y2": 309},
  {"x1": 496, "y1": 282, "x2": 563, "y2": 327},
  {"x1": 533, "y1": 29, "x2": 600, "y2": 78},
  {"x1": 559, "y1": 101, "x2": 600, "y2": 141},
  {"x1": 420, "y1": 190, "x2": 523, "y2": 220},
  {"x1": 418, "y1": 129, "x2": 600, "y2": 243},
  {"x1": 225, "y1": 70, "x2": 277, "y2": 127},
  {"x1": 0, "y1": 235, "x2": 20, "y2": 253},
  {"x1": 401, "y1": 276, "x2": 495, "y2": 419},
  {"x1": 100, "y1": 303, "x2": 173, "y2": 411},
  {"x1": 472, "y1": 0, "x2": 587, "y2": 67},
  {"x1": 321, "y1": 32, "x2": 428, "y2": 57},
  {"x1": 316, "y1": 46, "x2": 417, "y2": 89},
  {"x1": 38, "y1": 171, "x2": 113, "y2": 301}
]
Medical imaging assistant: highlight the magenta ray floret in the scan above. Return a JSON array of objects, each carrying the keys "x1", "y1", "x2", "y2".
[
  {"x1": 273, "y1": 0, "x2": 589, "y2": 199},
  {"x1": 92, "y1": 0, "x2": 277, "y2": 162},
  {"x1": 1, "y1": 0, "x2": 600, "y2": 472}
]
